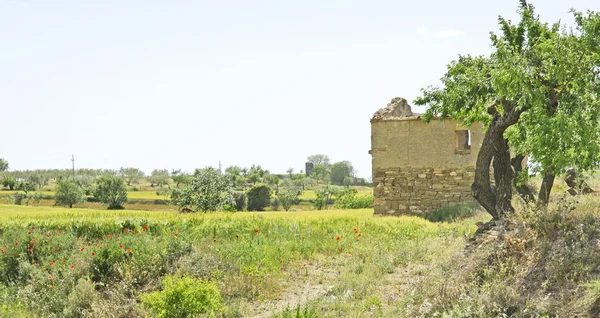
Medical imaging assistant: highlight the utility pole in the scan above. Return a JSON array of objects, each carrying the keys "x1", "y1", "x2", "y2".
[
  {"x1": 72, "y1": 155, "x2": 75, "y2": 181},
  {"x1": 218, "y1": 160, "x2": 222, "y2": 173}
]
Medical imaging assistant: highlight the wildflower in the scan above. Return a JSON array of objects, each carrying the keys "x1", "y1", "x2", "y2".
[
  {"x1": 27, "y1": 248, "x2": 33, "y2": 253},
  {"x1": 133, "y1": 229, "x2": 138, "y2": 233},
  {"x1": 348, "y1": 252, "x2": 352, "y2": 255},
  {"x1": 336, "y1": 236, "x2": 340, "y2": 241},
  {"x1": 78, "y1": 271, "x2": 82, "y2": 275},
  {"x1": 59, "y1": 230, "x2": 63, "y2": 234},
  {"x1": 54, "y1": 247, "x2": 59, "y2": 252},
  {"x1": 27, "y1": 231, "x2": 32, "y2": 235},
  {"x1": 173, "y1": 233, "x2": 179, "y2": 237},
  {"x1": 48, "y1": 285, "x2": 54, "y2": 289},
  {"x1": 213, "y1": 239, "x2": 216, "y2": 243},
  {"x1": 91, "y1": 251, "x2": 96, "y2": 256},
  {"x1": 49, "y1": 262, "x2": 55, "y2": 266},
  {"x1": 142, "y1": 225, "x2": 148, "y2": 230},
  {"x1": 62, "y1": 259, "x2": 66, "y2": 263},
  {"x1": 338, "y1": 247, "x2": 342, "y2": 252},
  {"x1": 254, "y1": 229, "x2": 260, "y2": 233},
  {"x1": 70, "y1": 265, "x2": 75, "y2": 269},
  {"x1": 303, "y1": 263, "x2": 307, "y2": 267},
  {"x1": 119, "y1": 244, "x2": 124, "y2": 249},
  {"x1": 14, "y1": 242, "x2": 18, "y2": 246},
  {"x1": 125, "y1": 229, "x2": 129, "y2": 234},
  {"x1": 126, "y1": 249, "x2": 132, "y2": 254},
  {"x1": 235, "y1": 234, "x2": 239, "y2": 239},
  {"x1": 106, "y1": 234, "x2": 112, "y2": 239},
  {"x1": 46, "y1": 233, "x2": 51, "y2": 237},
  {"x1": 80, "y1": 247, "x2": 85, "y2": 251}
]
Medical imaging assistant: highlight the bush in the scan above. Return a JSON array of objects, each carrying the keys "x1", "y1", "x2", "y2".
[
  {"x1": 170, "y1": 168, "x2": 234, "y2": 212},
  {"x1": 94, "y1": 176, "x2": 128, "y2": 210},
  {"x1": 271, "y1": 198, "x2": 280, "y2": 211},
  {"x1": 422, "y1": 204, "x2": 480, "y2": 223},
  {"x1": 247, "y1": 184, "x2": 272, "y2": 211},
  {"x1": 334, "y1": 188, "x2": 374, "y2": 209},
  {"x1": 141, "y1": 275, "x2": 224, "y2": 318},
  {"x1": 55, "y1": 179, "x2": 86, "y2": 208},
  {"x1": 233, "y1": 192, "x2": 247, "y2": 211},
  {"x1": 278, "y1": 186, "x2": 299, "y2": 211}
]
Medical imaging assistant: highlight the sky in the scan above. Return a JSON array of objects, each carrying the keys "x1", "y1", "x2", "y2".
[{"x1": 1, "y1": 0, "x2": 598, "y2": 178}]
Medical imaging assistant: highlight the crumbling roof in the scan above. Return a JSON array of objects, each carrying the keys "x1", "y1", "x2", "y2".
[{"x1": 371, "y1": 97, "x2": 421, "y2": 122}]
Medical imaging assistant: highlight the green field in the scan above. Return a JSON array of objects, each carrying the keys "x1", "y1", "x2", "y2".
[{"x1": 0, "y1": 204, "x2": 485, "y2": 317}]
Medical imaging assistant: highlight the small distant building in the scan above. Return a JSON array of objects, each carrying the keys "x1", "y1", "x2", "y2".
[
  {"x1": 369, "y1": 97, "x2": 482, "y2": 216},
  {"x1": 305, "y1": 162, "x2": 314, "y2": 176}
]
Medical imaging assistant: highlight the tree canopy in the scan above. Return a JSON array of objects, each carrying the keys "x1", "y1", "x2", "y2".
[{"x1": 416, "y1": 1, "x2": 600, "y2": 219}]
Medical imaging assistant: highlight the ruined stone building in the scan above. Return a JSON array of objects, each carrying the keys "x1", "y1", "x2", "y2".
[{"x1": 369, "y1": 97, "x2": 482, "y2": 216}]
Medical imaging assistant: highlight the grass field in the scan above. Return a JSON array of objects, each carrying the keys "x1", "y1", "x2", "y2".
[{"x1": 0, "y1": 204, "x2": 486, "y2": 317}]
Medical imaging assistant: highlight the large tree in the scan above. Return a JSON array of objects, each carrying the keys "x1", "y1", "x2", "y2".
[
  {"x1": 55, "y1": 179, "x2": 86, "y2": 208},
  {"x1": 94, "y1": 176, "x2": 128, "y2": 209},
  {"x1": 118, "y1": 167, "x2": 145, "y2": 186},
  {"x1": 416, "y1": 1, "x2": 600, "y2": 219},
  {"x1": 170, "y1": 167, "x2": 234, "y2": 212},
  {"x1": 307, "y1": 154, "x2": 331, "y2": 168},
  {"x1": 330, "y1": 161, "x2": 355, "y2": 185}
]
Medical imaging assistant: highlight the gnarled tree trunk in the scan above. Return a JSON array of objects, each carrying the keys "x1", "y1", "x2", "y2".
[
  {"x1": 538, "y1": 172, "x2": 555, "y2": 205},
  {"x1": 511, "y1": 154, "x2": 536, "y2": 203}
]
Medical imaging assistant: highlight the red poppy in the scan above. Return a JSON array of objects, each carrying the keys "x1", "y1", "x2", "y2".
[
  {"x1": 80, "y1": 247, "x2": 85, "y2": 251},
  {"x1": 212, "y1": 236, "x2": 216, "y2": 239},
  {"x1": 303, "y1": 263, "x2": 307, "y2": 267},
  {"x1": 142, "y1": 225, "x2": 148, "y2": 230},
  {"x1": 78, "y1": 271, "x2": 82, "y2": 275},
  {"x1": 91, "y1": 251, "x2": 96, "y2": 256},
  {"x1": 254, "y1": 229, "x2": 260, "y2": 233},
  {"x1": 70, "y1": 265, "x2": 75, "y2": 269},
  {"x1": 133, "y1": 229, "x2": 138, "y2": 233},
  {"x1": 54, "y1": 247, "x2": 59, "y2": 252},
  {"x1": 27, "y1": 231, "x2": 32, "y2": 235},
  {"x1": 347, "y1": 252, "x2": 352, "y2": 255},
  {"x1": 119, "y1": 244, "x2": 124, "y2": 249},
  {"x1": 14, "y1": 242, "x2": 18, "y2": 246},
  {"x1": 173, "y1": 233, "x2": 179, "y2": 237},
  {"x1": 126, "y1": 249, "x2": 132, "y2": 254},
  {"x1": 106, "y1": 234, "x2": 112, "y2": 239},
  {"x1": 62, "y1": 259, "x2": 66, "y2": 263},
  {"x1": 336, "y1": 236, "x2": 341, "y2": 241},
  {"x1": 213, "y1": 239, "x2": 216, "y2": 243},
  {"x1": 338, "y1": 247, "x2": 342, "y2": 252},
  {"x1": 125, "y1": 229, "x2": 129, "y2": 234},
  {"x1": 235, "y1": 234, "x2": 239, "y2": 239},
  {"x1": 49, "y1": 262, "x2": 55, "y2": 266}
]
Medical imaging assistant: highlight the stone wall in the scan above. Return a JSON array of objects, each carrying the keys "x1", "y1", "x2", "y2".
[
  {"x1": 370, "y1": 97, "x2": 482, "y2": 216},
  {"x1": 373, "y1": 166, "x2": 476, "y2": 216}
]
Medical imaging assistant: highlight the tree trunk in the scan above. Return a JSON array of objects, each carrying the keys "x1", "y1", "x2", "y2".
[
  {"x1": 538, "y1": 172, "x2": 555, "y2": 205},
  {"x1": 471, "y1": 101, "x2": 522, "y2": 220},
  {"x1": 511, "y1": 154, "x2": 536, "y2": 203}
]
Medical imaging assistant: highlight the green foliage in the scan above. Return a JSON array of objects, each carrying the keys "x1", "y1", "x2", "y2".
[
  {"x1": 141, "y1": 275, "x2": 224, "y2": 318},
  {"x1": 311, "y1": 164, "x2": 329, "y2": 185},
  {"x1": 118, "y1": 167, "x2": 145, "y2": 186},
  {"x1": 247, "y1": 184, "x2": 272, "y2": 211},
  {"x1": 149, "y1": 169, "x2": 170, "y2": 188},
  {"x1": 0, "y1": 158, "x2": 8, "y2": 172},
  {"x1": 94, "y1": 176, "x2": 128, "y2": 209},
  {"x1": 330, "y1": 161, "x2": 355, "y2": 185},
  {"x1": 313, "y1": 185, "x2": 341, "y2": 210},
  {"x1": 233, "y1": 192, "x2": 247, "y2": 211},
  {"x1": 54, "y1": 179, "x2": 86, "y2": 208},
  {"x1": 271, "y1": 198, "x2": 280, "y2": 211},
  {"x1": 16, "y1": 180, "x2": 36, "y2": 194},
  {"x1": 170, "y1": 167, "x2": 234, "y2": 212},
  {"x1": 416, "y1": 2, "x2": 600, "y2": 177},
  {"x1": 334, "y1": 188, "x2": 374, "y2": 209},
  {"x1": 307, "y1": 154, "x2": 331, "y2": 168},
  {"x1": 2, "y1": 175, "x2": 16, "y2": 190},
  {"x1": 171, "y1": 169, "x2": 191, "y2": 188},
  {"x1": 278, "y1": 185, "x2": 299, "y2": 211}
]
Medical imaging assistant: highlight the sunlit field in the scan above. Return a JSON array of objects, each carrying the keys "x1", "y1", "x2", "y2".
[{"x1": 0, "y1": 204, "x2": 486, "y2": 317}]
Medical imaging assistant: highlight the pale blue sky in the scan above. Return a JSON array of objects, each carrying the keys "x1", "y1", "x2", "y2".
[{"x1": 1, "y1": 0, "x2": 598, "y2": 178}]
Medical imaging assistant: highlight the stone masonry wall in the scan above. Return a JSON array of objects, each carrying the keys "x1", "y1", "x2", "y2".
[{"x1": 373, "y1": 166, "x2": 476, "y2": 216}]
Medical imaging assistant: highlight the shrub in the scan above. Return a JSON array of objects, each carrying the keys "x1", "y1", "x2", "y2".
[
  {"x1": 170, "y1": 168, "x2": 234, "y2": 212},
  {"x1": 422, "y1": 204, "x2": 480, "y2": 223},
  {"x1": 55, "y1": 179, "x2": 86, "y2": 208},
  {"x1": 278, "y1": 186, "x2": 299, "y2": 211},
  {"x1": 141, "y1": 275, "x2": 224, "y2": 318},
  {"x1": 247, "y1": 184, "x2": 272, "y2": 211},
  {"x1": 271, "y1": 198, "x2": 280, "y2": 211},
  {"x1": 94, "y1": 176, "x2": 128, "y2": 209},
  {"x1": 233, "y1": 192, "x2": 247, "y2": 211},
  {"x1": 1, "y1": 176, "x2": 16, "y2": 190},
  {"x1": 334, "y1": 188, "x2": 373, "y2": 209}
]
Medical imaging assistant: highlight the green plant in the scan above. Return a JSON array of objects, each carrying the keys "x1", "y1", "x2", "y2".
[
  {"x1": 94, "y1": 176, "x2": 128, "y2": 209},
  {"x1": 54, "y1": 179, "x2": 86, "y2": 208},
  {"x1": 278, "y1": 186, "x2": 299, "y2": 211},
  {"x1": 141, "y1": 275, "x2": 224, "y2": 318},
  {"x1": 233, "y1": 192, "x2": 247, "y2": 211},
  {"x1": 170, "y1": 167, "x2": 234, "y2": 212},
  {"x1": 247, "y1": 184, "x2": 272, "y2": 211},
  {"x1": 271, "y1": 198, "x2": 280, "y2": 211}
]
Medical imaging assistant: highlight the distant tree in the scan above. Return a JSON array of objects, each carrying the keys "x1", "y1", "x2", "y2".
[
  {"x1": 54, "y1": 179, "x2": 86, "y2": 208},
  {"x1": 29, "y1": 174, "x2": 48, "y2": 190},
  {"x1": 286, "y1": 168, "x2": 294, "y2": 178},
  {"x1": 264, "y1": 174, "x2": 280, "y2": 192},
  {"x1": 307, "y1": 154, "x2": 331, "y2": 168},
  {"x1": 2, "y1": 176, "x2": 16, "y2": 190},
  {"x1": 343, "y1": 176, "x2": 355, "y2": 188},
  {"x1": 311, "y1": 164, "x2": 330, "y2": 185},
  {"x1": 74, "y1": 175, "x2": 94, "y2": 195},
  {"x1": 247, "y1": 184, "x2": 272, "y2": 211},
  {"x1": 170, "y1": 167, "x2": 234, "y2": 212},
  {"x1": 119, "y1": 167, "x2": 145, "y2": 186},
  {"x1": 246, "y1": 172, "x2": 261, "y2": 185},
  {"x1": 277, "y1": 184, "x2": 299, "y2": 211},
  {"x1": 0, "y1": 158, "x2": 8, "y2": 172},
  {"x1": 16, "y1": 180, "x2": 36, "y2": 194},
  {"x1": 149, "y1": 169, "x2": 170, "y2": 188},
  {"x1": 171, "y1": 169, "x2": 192, "y2": 188},
  {"x1": 330, "y1": 161, "x2": 355, "y2": 185},
  {"x1": 313, "y1": 185, "x2": 341, "y2": 210},
  {"x1": 94, "y1": 176, "x2": 128, "y2": 209}
]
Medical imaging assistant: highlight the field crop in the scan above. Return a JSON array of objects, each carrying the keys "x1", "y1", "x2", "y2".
[{"x1": 0, "y1": 204, "x2": 486, "y2": 317}]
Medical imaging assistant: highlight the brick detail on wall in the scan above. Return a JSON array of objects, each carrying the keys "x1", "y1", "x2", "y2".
[{"x1": 373, "y1": 167, "x2": 476, "y2": 216}]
